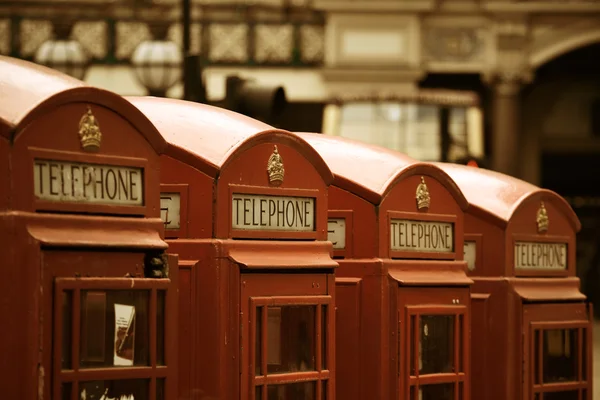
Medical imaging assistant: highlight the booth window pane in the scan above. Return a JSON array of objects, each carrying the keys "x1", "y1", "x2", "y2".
[
  {"x1": 321, "y1": 305, "x2": 327, "y2": 370},
  {"x1": 582, "y1": 328, "x2": 587, "y2": 381},
  {"x1": 256, "y1": 306, "x2": 263, "y2": 376},
  {"x1": 79, "y1": 379, "x2": 149, "y2": 399},
  {"x1": 267, "y1": 381, "x2": 316, "y2": 400},
  {"x1": 419, "y1": 383, "x2": 454, "y2": 400},
  {"x1": 410, "y1": 315, "x2": 416, "y2": 376},
  {"x1": 61, "y1": 291, "x2": 72, "y2": 369},
  {"x1": 543, "y1": 390, "x2": 579, "y2": 400},
  {"x1": 157, "y1": 290, "x2": 165, "y2": 366},
  {"x1": 80, "y1": 290, "x2": 150, "y2": 368},
  {"x1": 156, "y1": 378, "x2": 165, "y2": 400},
  {"x1": 534, "y1": 330, "x2": 541, "y2": 385},
  {"x1": 266, "y1": 305, "x2": 316, "y2": 374},
  {"x1": 543, "y1": 329, "x2": 578, "y2": 383},
  {"x1": 256, "y1": 385, "x2": 263, "y2": 400},
  {"x1": 61, "y1": 383, "x2": 71, "y2": 400},
  {"x1": 458, "y1": 315, "x2": 463, "y2": 372},
  {"x1": 420, "y1": 315, "x2": 454, "y2": 375}
]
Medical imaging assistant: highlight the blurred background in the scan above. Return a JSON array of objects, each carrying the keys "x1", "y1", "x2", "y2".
[{"x1": 1, "y1": 0, "x2": 599, "y2": 379}]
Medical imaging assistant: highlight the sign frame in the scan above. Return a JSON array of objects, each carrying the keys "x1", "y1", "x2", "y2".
[
  {"x1": 511, "y1": 233, "x2": 571, "y2": 277},
  {"x1": 328, "y1": 210, "x2": 354, "y2": 259},
  {"x1": 228, "y1": 184, "x2": 320, "y2": 240},
  {"x1": 387, "y1": 211, "x2": 457, "y2": 260},
  {"x1": 160, "y1": 183, "x2": 189, "y2": 239},
  {"x1": 463, "y1": 233, "x2": 483, "y2": 272},
  {"x1": 28, "y1": 147, "x2": 149, "y2": 216}
]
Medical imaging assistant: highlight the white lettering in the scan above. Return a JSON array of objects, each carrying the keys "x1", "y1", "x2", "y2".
[
  {"x1": 160, "y1": 193, "x2": 181, "y2": 230},
  {"x1": 34, "y1": 159, "x2": 143, "y2": 206},
  {"x1": 464, "y1": 241, "x2": 477, "y2": 271},
  {"x1": 514, "y1": 241, "x2": 567, "y2": 270},
  {"x1": 327, "y1": 218, "x2": 346, "y2": 249},
  {"x1": 390, "y1": 219, "x2": 454, "y2": 253},
  {"x1": 231, "y1": 194, "x2": 315, "y2": 231}
]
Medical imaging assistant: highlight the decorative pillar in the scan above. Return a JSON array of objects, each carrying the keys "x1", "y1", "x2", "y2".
[{"x1": 491, "y1": 74, "x2": 522, "y2": 177}]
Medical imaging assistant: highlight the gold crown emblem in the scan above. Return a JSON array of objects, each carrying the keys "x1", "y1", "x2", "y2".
[
  {"x1": 267, "y1": 145, "x2": 285, "y2": 186},
  {"x1": 78, "y1": 106, "x2": 102, "y2": 152},
  {"x1": 536, "y1": 201, "x2": 549, "y2": 233},
  {"x1": 416, "y1": 176, "x2": 431, "y2": 210}
]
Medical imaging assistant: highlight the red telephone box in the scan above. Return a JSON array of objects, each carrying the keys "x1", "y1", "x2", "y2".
[
  {"x1": 434, "y1": 163, "x2": 593, "y2": 400},
  {"x1": 0, "y1": 57, "x2": 178, "y2": 400},
  {"x1": 127, "y1": 97, "x2": 337, "y2": 400},
  {"x1": 296, "y1": 133, "x2": 473, "y2": 400}
]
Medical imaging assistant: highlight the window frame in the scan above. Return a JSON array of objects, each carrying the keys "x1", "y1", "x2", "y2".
[
  {"x1": 403, "y1": 304, "x2": 468, "y2": 400},
  {"x1": 249, "y1": 295, "x2": 332, "y2": 400},
  {"x1": 53, "y1": 277, "x2": 173, "y2": 400},
  {"x1": 528, "y1": 320, "x2": 591, "y2": 400}
]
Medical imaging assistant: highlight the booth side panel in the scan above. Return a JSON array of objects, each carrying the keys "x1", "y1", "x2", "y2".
[
  {"x1": 161, "y1": 156, "x2": 214, "y2": 239},
  {"x1": 470, "y1": 279, "x2": 510, "y2": 400},
  {"x1": 177, "y1": 260, "x2": 194, "y2": 400},
  {"x1": 361, "y1": 272, "x2": 390, "y2": 400},
  {"x1": 465, "y1": 214, "x2": 505, "y2": 277},
  {"x1": 0, "y1": 217, "x2": 41, "y2": 400},
  {"x1": 329, "y1": 186, "x2": 377, "y2": 259},
  {"x1": 335, "y1": 276, "x2": 361, "y2": 400}
]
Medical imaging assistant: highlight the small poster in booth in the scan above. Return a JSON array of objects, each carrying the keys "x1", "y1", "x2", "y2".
[{"x1": 113, "y1": 304, "x2": 136, "y2": 366}]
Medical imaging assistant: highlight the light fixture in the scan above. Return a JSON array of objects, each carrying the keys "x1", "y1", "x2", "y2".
[
  {"x1": 34, "y1": 20, "x2": 89, "y2": 80},
  {"x1": 131, "y1": 21, "x2": 182, "y2": 97}
]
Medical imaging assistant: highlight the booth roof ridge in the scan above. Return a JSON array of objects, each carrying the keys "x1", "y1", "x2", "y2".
[
  {"x1": 127, "y1": 97, "x2": 333, "y2": 184},
  {"x1": 0, "y1": 56, "x2": 167, "y2": 154},
  {"x1": 295, "y1": 132, "x2": 468, "y2": 209},
  {"x1": 432, "y1": 162, "x2": 581, "y2": 232}
]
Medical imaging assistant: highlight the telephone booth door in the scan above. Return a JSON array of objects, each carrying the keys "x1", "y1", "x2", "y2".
[
  {"x1": 46, "y1": 250, "x2": 177, "y2": 400},
  {"x1": 522, "y1": 303, "x2": 593, "y2": 400},
  {"x1": 399, "y1": 287, "x2": 470, "y2": 400},
  {"x1": 241, "y1": 273, "x2": 334, "y2": 400}
]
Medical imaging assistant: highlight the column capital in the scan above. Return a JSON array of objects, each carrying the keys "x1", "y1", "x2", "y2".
[{"x1": 482, "y1": 69, "x2": 534, "y2": 96}]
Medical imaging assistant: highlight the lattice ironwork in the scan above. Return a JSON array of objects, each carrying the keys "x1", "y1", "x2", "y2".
[
  {"x1": 168, "y1": 22, "x2": 202, "y2": 55},
  {"x1": 209, "y1": 23, "x2": 248, "y2": 63},
  {"x1": 116, "y1": 21, "x2": 151, "y2": 60},
  {"x1": 2, "y1": 3, "x2": 325, "y2": 67},
  {"x1": 254, "y1": 24, "x2": 293, "y2": 63},
  {"x1": 300, "y1": 24, "x2": 324, "y2": 64},
  {"x1": 0, "y1": 19, "x2": 10, "y2": 55},
  {"x1": 20, "y1": 19, "x2": 53, "y2": 57},
  {"x1": 73, "y1": 21, "x2": 108, "y2": 59}
]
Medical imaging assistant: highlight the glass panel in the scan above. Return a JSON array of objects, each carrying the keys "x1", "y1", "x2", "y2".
[
  {"x1": 255, "y1": 385, "x2": 262, "y2": 400},
  {"x1": 419, "y1": 383, "x2": 455, "y2": 400},
  {"x1": 582, "y1": 328, "x2": 587, "y2": 381},
  {"x1": 321, "y1": 305, "x2": 327, "y2": 370},
  {"x1": 267, "y1": 381, "x2": 316, "y2": 400},
  {"x1": 410, "y1": 386, "x2": 416, "y2": 400},
  {"x1": 534, "y1": 330, "x2": 540, "y2": 385},
  {"x1": 543, "y1": 390, "x2": 579, "y2": 400},
  {"x1": 543, "y1": 329, "x2": 578, "y2": 383},
  {"x1": 80, "y1": 290, "x2": 150, "y2": 368},
  {"x1": 458, "y1": 314, "x2": 463, "y2": 373},
  {"x1": 420, "y1": 315, "x2": 454, "y2": 374},
  {"x1": 157, "y1": 378, "x2": 165, "y2": 400},
  {"x1": 157, "y1": 290, "x2": 165, "y2": 366},
  {"x1": 534, "y1": 393, "x2": 540, "y2": 400},
  {"x1": 266, "y1": 305, "x2": 316, "y2": 374},
  {"x1": 61, "y1": 383, "x2": 71, "y2": 400},
  {"x1": 322, "y1": 380, "x2": 327, "y2": 400},
  {"x1": 79, "y1": 379, "x2": 149, "y2": 399},
  {"x1": 410, "y1": 315, "x2": 416, "y2": 376},
  {"x1": 255, "y1": 307, "x2": 262, "y2": 376},
  {"x1": 61, "y1": 290, "x2": 72, "y2": 369}
]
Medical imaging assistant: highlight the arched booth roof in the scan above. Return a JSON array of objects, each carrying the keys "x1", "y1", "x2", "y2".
[
  {"x1": 296, "y1": 132, "x2": 468, "y2": 209},
  {"x1": 0, "y1": 56, "x2": 167, "y2": 153},
  {"x1": 433, "y1": 162, "x2": 581, "y2": 232},
  {"x1": 126, "y1": 97, "x2": 334, "y2": 183}
]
